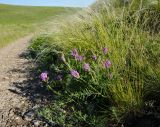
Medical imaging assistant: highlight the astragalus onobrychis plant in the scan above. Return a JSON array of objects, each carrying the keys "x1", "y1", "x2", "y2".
[{"x1": 29, "y1": 0, "x2": 160, "y2": 126}]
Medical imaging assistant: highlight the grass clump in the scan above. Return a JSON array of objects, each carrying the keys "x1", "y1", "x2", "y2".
[
  {"x1": 28, "y1": 35, "x2": 53, "y2": 58},
  {"x1": 29, "y1": 0, "x2": 160, "y2": 126}
]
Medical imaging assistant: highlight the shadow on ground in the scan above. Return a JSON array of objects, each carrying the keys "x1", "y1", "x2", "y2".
[{"x1": 8, "y1": 51, "x2": 53, "y2": 106}]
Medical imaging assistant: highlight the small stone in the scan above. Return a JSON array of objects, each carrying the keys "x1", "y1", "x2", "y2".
[
  {"x1": 33, "y1": 120, "x2": 41, "y2": 127},
  {"x1": 22, "y1": 93, "x2": 26, "y2": 96},
  {"x1": 21, "y1": 101, "x2": 25, "y2": 104},
  {"x1": 15, "y1": 116, "x2": 24, "y2": 124}
]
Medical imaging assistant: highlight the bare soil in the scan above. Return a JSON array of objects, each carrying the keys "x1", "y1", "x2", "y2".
[{"x1": 0, "y1": 35, "x2": 34, "y2": 127}]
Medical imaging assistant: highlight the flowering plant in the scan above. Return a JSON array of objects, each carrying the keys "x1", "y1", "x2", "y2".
[{"x1": 40, "y1": 47, "x2": 113, "y2": 95}]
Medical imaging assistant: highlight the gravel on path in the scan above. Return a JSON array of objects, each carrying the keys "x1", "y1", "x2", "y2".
[{"x1": 0, "y1": 35, "x2": 34, "y2": 127}]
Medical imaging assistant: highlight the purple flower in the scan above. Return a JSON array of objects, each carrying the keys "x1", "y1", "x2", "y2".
[
  {"x1": 83, "y1": 63, "x2": 90, "y2": 72},
  {"x1": 40, "y1": 72, "x2": 48, "y2": 82},
  {"x1": 105, "y1": 60, "x2": 111, "y2": 68},
  {"x1": 103, "y1": 47, "x2": 108, "y2": 54},
  {"x1": 71, "y1": 49, "x2": 78, "y2": 57},
  {"x1": 92, "y1": 55, "x2": 97, "y2": 61},
  {"x1": 70, "y1": 70, "x2": 80, "y2": 79},
  {"x1": 75, "y1": 55, "x2": 84, "y2": 61}
]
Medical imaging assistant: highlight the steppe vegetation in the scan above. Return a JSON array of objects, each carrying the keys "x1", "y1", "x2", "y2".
[
  {"x1": 0, "y1": 0, "x2": 160, "y2": 126},
  {"x1": 0, "y1": 4, "x2": 79, "y2": 48},
  {"x1": 28, "y1": 0, "x2": 160, "y2": 126}
]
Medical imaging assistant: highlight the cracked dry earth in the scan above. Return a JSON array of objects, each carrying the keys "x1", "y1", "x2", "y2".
[{"x1": 0, "y1": 35, "x2": 33, "y2": 127}]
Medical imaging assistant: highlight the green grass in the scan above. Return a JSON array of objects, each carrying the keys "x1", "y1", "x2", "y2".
[
  {"x1": 0, "y1": 4, "x2": 80, "y2": 48},
  {"x1": 28, "y1": 0, "x2": 160, "y2": 126}
]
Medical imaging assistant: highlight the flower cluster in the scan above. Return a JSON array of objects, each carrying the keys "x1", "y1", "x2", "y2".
[
  {"x1": 71, "y1": 48, "x2": 84, "y2": 62},
  {"x1": 40, "y1": 47, "x2": 112, "y2": 81},
  {"x1": 105, "y1": 60, "x2": 111, "y2": 68},
  {"x1": 69, "y1": 47, "x2": 112, "y2": 79},
  {"x1": 103, "y1": 47, "x2": 108, "y2": 54},
  {"x1": 92, "y1": 55, "x2": 97, "y2": 61},
  {"x1": 83, "y1": 63, "x2": 90, "y2": 72},
  {"x1": 40, "y1": 72, "x2": 48, "y2": 82},
  {"x1": 71, "y1": 48, "x2": 78, "y2": 57},
  {"x1": 71, "y1": 70, "x2": 80, "y2": 78}
]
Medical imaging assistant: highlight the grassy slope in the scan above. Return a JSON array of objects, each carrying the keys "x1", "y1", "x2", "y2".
[
  {"x1": 28, "y1": 0, "x2": 160, "y2": 126},
  {"x1": 0, "y1": 4, "x2": 79, "y2": 48}
]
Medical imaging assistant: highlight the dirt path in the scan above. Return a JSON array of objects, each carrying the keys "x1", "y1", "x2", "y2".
[{"x1": 0, "y1": 35, "x2": 33, "y2": 127}]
